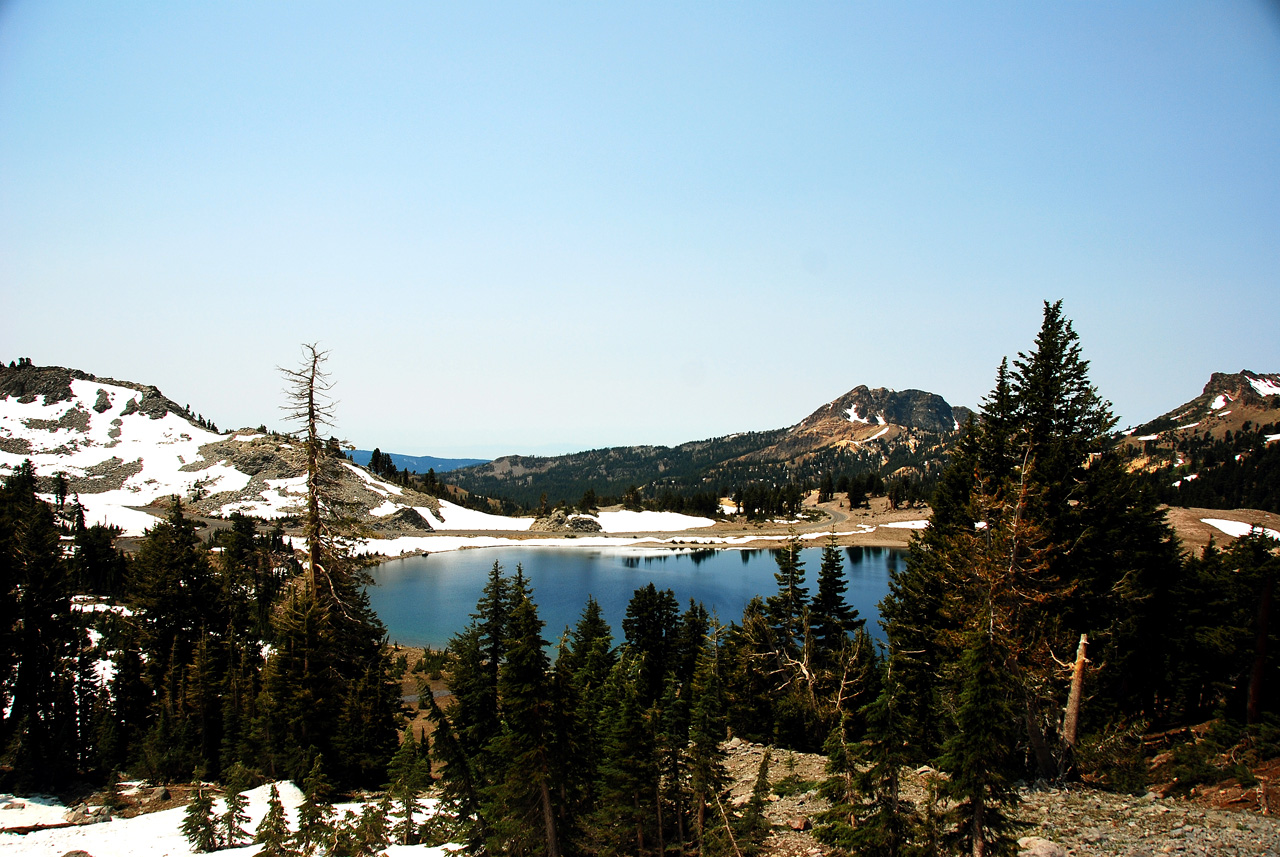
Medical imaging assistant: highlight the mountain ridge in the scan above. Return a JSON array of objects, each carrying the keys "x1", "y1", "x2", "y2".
[{"x1": 445, "y1": 384, "x2": 973, "y2": 508}]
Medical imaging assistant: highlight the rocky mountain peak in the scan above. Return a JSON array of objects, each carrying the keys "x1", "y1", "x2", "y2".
[{"x1": 800, "y1": 385, "x2": 971, "y2": 435}]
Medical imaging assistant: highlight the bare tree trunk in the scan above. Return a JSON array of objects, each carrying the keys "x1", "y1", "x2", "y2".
[
  {"x1": 656, "y1": 782, "x2": 666, "y2": 857},
  {"x1": 540, "y1": 778, "x2": 560, "y2": 857},
  {"x1": 280, "y1": 344, "x2": 334, "y2": 593},
  {"x1": 1062, "y1": 633, "x2": 1088, "y2": 747},
  {"x1": 971, "y1": 797, "x2": 986, "y2": 857}
]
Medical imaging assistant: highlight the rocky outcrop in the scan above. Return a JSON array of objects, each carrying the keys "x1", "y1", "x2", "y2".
[
  {"x1": 798, "y1": 385, "x2": 971, "y2": 435},
  {"x1": 373, "y1": 507, "x2": 435, "y2": 533},
  {"x1": 0, "y1": 364, "x2": 193, "y2": 423},
  {"x1": 529, "y1": 510, "x2": 603, "y2": 532}
]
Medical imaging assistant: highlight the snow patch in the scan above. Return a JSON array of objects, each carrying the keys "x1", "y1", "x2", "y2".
[
  {"x1": 420, "y1": 499, "x2": 535, "y2": 531},
  {"x1": 1201, "y1": 519, "x2": 1280, "y2": 541},
  {"x1": 1210, "y1": 393, "x2": 1231, "y2": 410},
  {"x1": 594, "y1": 509, "x2": 715, "y2": 532},
  {"x1": 846, "y1": 405, "x2": 869, "y2": 424},
  {"x1": 0, "y1": 779, "x2": 458, "y2": 856},
  {"x1": 865, "y1": 426, "x2": 890, "y2": 442},
  {"x1": 1176, "y1": 422, "x2": 1200, "y2": 431},
  {"x1": 1248, "y1": 376, "x2": 1280, "y2": 397},
  {"x1": 341, "y1": 461, "x2": 404, "y2": 496},
  {"x1": 880, "y1": 520, "x2": 929, "y2": 530},
  {"x1": 1137, "y1": 434, "x2": 1160, "y2": 441}
]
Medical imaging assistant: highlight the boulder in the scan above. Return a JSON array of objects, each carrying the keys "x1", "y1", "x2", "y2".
[
  {"x1": 566, "y1": 515, "x2": 603, "y2": 532},
  {"x1": 1017, "y1": 836, "x2": 1066, "y2": 857},
  {"x1": 376, "y1": 507, "x2": 435, "y2": 533}
]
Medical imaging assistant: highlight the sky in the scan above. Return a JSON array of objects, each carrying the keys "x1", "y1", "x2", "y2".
[{"x1": 2, "y1": 2, "x2": 1278, "y2": 459}]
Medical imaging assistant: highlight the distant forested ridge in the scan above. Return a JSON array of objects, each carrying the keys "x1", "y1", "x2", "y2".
[
  {"x1": 348, "y1": 449, "x2": 488, "y2": 474},
  {"x1": 442, "y1": 391, "x2": 967, "y2": 514}
]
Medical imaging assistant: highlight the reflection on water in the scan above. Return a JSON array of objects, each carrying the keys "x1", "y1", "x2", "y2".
[{"x1": 366, "y1": 545, "x2": 903, "y2": 650}]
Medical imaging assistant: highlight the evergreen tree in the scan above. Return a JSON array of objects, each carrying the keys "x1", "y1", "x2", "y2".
[
  {"x1": 816, "y1": 659, "x2": 917, "y2": 857},
  {"x1": 182, "y1": 784, "x2": 220, "y2": 853},
  {"x1": 811, "y1": 533, "x2": 862, "y2": 658},
  {"x1": 356, "y1": 796, "x2": 392, "y2": 855},
  {"x1": 883, "y1": 301, "x2": 1181, "y2": 778},
  {"x1": 255, "y1": 783, "x2": 294, "y2": 857},
  {"x1": 938, "y1": 630, "x2": 1022, "y2": 857},
  {"x1": 587, "y1": 659, "x2": 659, "y2": 856},
  {"x1": 294, "y1": 755, "x2": 336, "y2": 855},
  {"x1": 765, "y1": 535, "x2": 808, "y2": 650},
  {"x1": 687, "y1": 643, "x2": 728, "y2": 852},
  {"x1": 220, "y1": 761, "x2": 253, "y2": 848},
  {"x1": 0, "y1": 460, "x2": 83, "y2": 790},
  {"x1": 388, "y1": 729, "x2": 430, "y2": 845},
  {"x1": 621, "y1": 583, "x2": 680, "y2": 705},
  {"x1": 487, "y1": 593, "x2": 562, "y2": 857},
  {"x1": 256, "y1": 346, "x2": 399, "y2": 788}
]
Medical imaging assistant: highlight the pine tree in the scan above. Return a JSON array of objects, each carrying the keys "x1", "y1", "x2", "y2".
[
  {"x1": 938, "y1": 630, "x2": 1022, "y2": 857},
  {"x1": 0, "y1": 460, "x2": 83, "y2": 789},
  {"x1": 588, "y1": 660, "x2": 659, "y2": 856},
  {"x1": 388, "y1": 728, "x2": 429, "y2": 845},
  {"x1": 294, "y1": 755, "x2": 336, "y2": 855},
  {"x1": 355, "y1": 796, "x2": 392, "y2": 855},
  {"x1": 220, "y1": 761, "x2": 253, "y2": 848},
  {"x1": 765, "y1": 534, "x2": 808, "y2": 650},
  {"x1": 883, "y1": 301, "x2": 1182, "y2": 777},
  {"x1": 816, "y1": 659, "x2": 917, "y2": 857},
  {"x1": 687, "y1": 643, "x2": 728, "y2": 852},
  {"x1": 487, "y1": 593, "x2": 562, "y2": 857},
  {"x1": 811, "y1": 533, "x2": 862, "y2": 659},
  {"x1": 182, "y1": 784, "x2": 220, "y2": 853},
  {"x1": 255, "y1": 783, "x2": 294, "y2": 857},
  {"x1": 621, "y1": 582, "x2": 680, "y2": 705}
]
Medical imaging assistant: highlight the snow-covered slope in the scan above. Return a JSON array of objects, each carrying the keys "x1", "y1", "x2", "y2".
[
  {"x1": 0, "y1": 780, "x2": 455, "y2": 857},
  {"x1": 0, "y1": 364, "x2": 443, "y2": 536}
]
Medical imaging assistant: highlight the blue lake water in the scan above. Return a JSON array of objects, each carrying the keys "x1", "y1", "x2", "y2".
[{"x1": 366, "y1": 544, "x2": 903, "y2": 650}]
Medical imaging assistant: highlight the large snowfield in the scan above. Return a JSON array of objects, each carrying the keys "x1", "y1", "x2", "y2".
[
  {"x1": 0, "y1": 782, "x2": 457, "y2": 857},
  {"x1": 0, "y1": 379, "x2": 242, "y2": 534}
]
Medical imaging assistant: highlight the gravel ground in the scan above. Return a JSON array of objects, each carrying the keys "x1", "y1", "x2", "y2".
[{"x1": 719, "y1": 739, "x2": 1280, "y2": 857}]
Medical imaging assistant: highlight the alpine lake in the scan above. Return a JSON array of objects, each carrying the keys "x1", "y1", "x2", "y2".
[{"x1": 366, "y1": 544, "x2": 903, "y2": 650}]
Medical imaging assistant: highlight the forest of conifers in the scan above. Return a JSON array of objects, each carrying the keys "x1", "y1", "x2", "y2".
[{"x1": 1, "y1": 304, "x2": 1277, "y2": 857}]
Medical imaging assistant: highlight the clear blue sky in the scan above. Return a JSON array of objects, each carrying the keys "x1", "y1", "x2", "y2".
[{"x1": 2, "y1": 2, "x2": 1277, "y2": 458}]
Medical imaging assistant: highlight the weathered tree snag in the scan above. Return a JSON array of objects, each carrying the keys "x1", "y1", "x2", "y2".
[{"x1": 1062, "y1": 633, "x2": 1088, "y2": 748}]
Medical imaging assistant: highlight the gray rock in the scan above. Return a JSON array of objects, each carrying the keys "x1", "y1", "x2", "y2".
[
  {"x1": 93, "y1": 389, "x2": 112, "y2": 413},
  {"x1": 376, "y1": 507, "x2": 435, "y2": 533},
  {"x1": 1017, "y1": 836, "x2": 1067, "y2": 857}
]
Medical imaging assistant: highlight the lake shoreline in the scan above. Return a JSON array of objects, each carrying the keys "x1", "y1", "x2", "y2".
[{"x1": 357, "y1": 495, "x2": 929, "y2": 564}]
